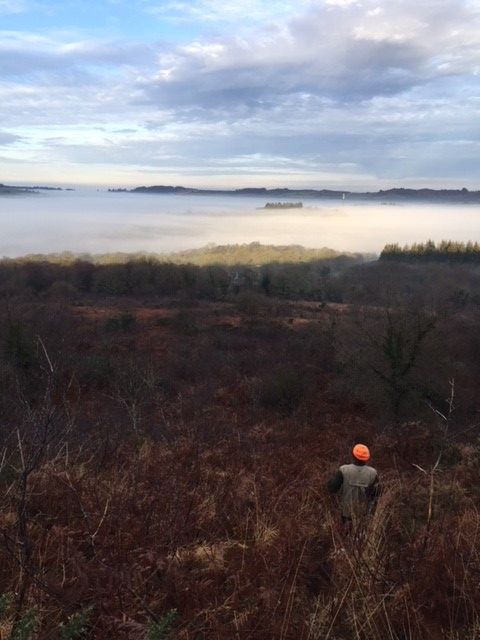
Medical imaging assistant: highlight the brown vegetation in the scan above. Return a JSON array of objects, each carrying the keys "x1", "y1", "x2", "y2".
[{"x1": 0, "y1": 263, "x2": 480, "y2": 638}]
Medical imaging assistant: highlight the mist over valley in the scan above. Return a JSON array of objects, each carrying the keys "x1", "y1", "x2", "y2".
[{"x1": 1, "y1": 189, "x2": 479, "y2": 258}]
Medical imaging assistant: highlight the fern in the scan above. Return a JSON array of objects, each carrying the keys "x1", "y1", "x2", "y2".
[
  {"x1": 0, "y1": 593, "x2": 13, "y2": 619},
  {"x1": 10, "y1": 609, "x2": 38, "y2": 640},
  {"x1": 59, "y1": 607, "x2": 92, "y2": 640},
  {"x1": 147, "y1": 609, "x2": 177, "y2": 640}
]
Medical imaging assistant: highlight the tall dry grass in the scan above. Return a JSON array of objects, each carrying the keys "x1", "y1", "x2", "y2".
[
  {"x1": 1, "y1": 298, "x2": 480, "y2": 639},
  {"x1": 0, "y1": 425, "x2": 479, "y2": 639}
]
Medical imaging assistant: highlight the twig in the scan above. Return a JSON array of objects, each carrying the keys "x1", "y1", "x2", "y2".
[{"x1": 36, "y1": 335, "x2": 54, "y2": 374}]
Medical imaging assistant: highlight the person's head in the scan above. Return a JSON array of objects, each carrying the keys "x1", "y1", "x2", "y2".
[{"x1": 352, "y1": 443, "x2": 370, "y2": 465}]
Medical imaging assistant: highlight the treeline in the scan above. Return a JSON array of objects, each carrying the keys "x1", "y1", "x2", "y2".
[
  {"x1": 380, "y1": 240, "x2": 480, "y2": 263},
  {"x1": 0, "y1": 254, "x2": 360, "y2": 300}
]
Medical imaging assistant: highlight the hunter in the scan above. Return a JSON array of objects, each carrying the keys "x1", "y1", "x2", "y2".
[{"x1": 327, "y1": 443, "x2": 380, "y2": 524}]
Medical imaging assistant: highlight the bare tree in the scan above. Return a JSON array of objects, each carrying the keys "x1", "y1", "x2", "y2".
[
  {"x1": 368, "y1": 308, "x2": 437, "y2": 424},
  {"x1": 1, "y1": 336, "x2": 65, "y2": 630}
]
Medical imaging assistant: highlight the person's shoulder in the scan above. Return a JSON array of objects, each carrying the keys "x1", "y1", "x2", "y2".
[
  {"x1": 339, "y1": 463, "x2": 353, "y2": 472},
  {"x1": 366, "y1": 465, "x2": 378, "y2": 477}
]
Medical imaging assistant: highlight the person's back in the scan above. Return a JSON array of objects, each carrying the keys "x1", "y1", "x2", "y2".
[
  {"x1": 338, "y1": 462, "x2": 377, "y2": 519},
  {"x1": 327, "y1": 444, "x2": 380, "y2": 522}
]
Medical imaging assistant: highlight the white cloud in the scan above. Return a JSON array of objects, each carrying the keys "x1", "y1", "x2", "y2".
[
  {"x1": 325, "y1": 0, "x2": 358, "y2": 6},
  {"x1": 1, "y1": 0, "x2": 479, "y2": 186},
  {"x1": 0, "y1": 30, "x2": 156, "y2": 77},
  {"x1": 139, "y1": 0, "x2": 480, "y2": 113},
  {"x1": 0, "y1": 0, "x2": 29, "y2": 14},
  {"x1": 145, "y1": 0, "x2": 311, "y2": 25},
  {"x1": 0, "y1": 130, "x2": 21, "y2": 145}
]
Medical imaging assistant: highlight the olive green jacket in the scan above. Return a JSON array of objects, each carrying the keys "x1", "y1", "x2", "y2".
[{"x1": 327, "y1": 462, "x2": 379, "y2": 518}]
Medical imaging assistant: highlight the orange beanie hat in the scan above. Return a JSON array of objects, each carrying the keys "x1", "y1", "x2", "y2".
[{"x1": 353, "y1": 443, "x2": 370, "y2": 462}]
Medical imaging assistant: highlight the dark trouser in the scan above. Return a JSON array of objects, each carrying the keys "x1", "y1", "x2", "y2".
[
  {"x1": 341, "y1": 514, "x2": 352, "y2": 530},
  {"x1": 340, "y1": 514, "x2": 367, "y2": 539}
]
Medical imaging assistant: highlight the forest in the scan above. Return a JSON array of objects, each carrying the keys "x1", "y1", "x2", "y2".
[
  {"x1": 0, "y1": 244, "x2": 365, "y2": 301},
  {"x1": 381, "y1": 240, "x2": 480, "y2": 263},
  {"x1": 0, "y1": 242, "x2": 479, "y2": 639}
]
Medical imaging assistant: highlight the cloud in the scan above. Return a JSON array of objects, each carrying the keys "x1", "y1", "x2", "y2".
[
  {"x1": 140, "y1": 0, "x2": 480, "y2": 110},
  {"x1": 0, "y1": 0, "x2": 29, "y2": 14},
  {"x1": 0, "y1": 131, "x2": 21, "y2": 145},
  {"x1": 0, "y1": 0, "x2": 479, "y2": 187},
  {"x1": 0, "y1": 31, "x2": 156, "y2": 77},
  {"x1": 325, "y1": 0, "x2": 357, "y2": 6},
  {"x1": 144, "y1": 0, "x2": 311, "y2": 28}
]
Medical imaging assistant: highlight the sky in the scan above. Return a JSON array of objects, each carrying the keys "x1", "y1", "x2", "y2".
[{"x1": 0, "y1": 0, "x2": 479, "y2": 189}]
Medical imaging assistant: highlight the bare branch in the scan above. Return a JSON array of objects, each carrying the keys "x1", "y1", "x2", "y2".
[{"x1": 36, "y1": 335, "x2": 54, "y2": 374}]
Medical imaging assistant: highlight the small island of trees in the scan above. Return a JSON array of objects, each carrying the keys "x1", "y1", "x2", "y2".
[{"x1": 264, "y1": 201, "x2": 303, "y2": 209}]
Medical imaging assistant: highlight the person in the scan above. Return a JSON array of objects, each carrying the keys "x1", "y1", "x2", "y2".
[{"x1": 327, "y1": 444, "x2": 380, "y2": 526}]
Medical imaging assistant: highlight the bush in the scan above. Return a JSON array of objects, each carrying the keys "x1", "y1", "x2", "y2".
[
  {"x1": 45, "y1": 280, "x2": 79, "y2": 301},
  {"x1": 235, "y1": 291, "x2": 271, "y2": 316},
  {"x1": 171, "y1": 310, "x2": 199, "y2": 336},
  {"x1": 79, "y1": 353, "x2": 113, "y2": 389},
  {"x1": 2, "y1": 322, "x2": 36, "y2": 370},
  {"x1": 105, "y1": 312, "x2": 136, "y2": 333},
  {"x1": 257, "y1": 368, "x2": 307, "y2": 414}
]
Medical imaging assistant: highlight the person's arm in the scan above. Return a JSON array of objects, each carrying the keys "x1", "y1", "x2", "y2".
[
  {"x1": 365, "y1": 474, "x2": 380, "y2": 500},
  {"x1": 327, "y1": 469, "x2": 343, "y2": 494}
]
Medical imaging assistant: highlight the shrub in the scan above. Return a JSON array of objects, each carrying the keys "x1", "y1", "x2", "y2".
[
  {"x1": 235, "y1": 291, "x2": 271, "y2": 316},
  {"x1": 171, "y1": 310, "x2": 199, "y2": 336},
  {"x1": 2, "y1": 322, "x2": 36, "y2": 370},
  {"x1": 257, "y1": 368, "x2": 307, "y2": 414},
  {"x1": 45, "y1": 280, "x2": 79, "y2": 301},
  {"x1": 105, "y1": 311, "x2": 136, "y2": 333},
  {"x1": 79, "y1": 353, "x2": 113, "y2": 389}
]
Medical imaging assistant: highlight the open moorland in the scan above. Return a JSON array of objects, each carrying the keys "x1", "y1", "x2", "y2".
[{"x1": 0, "y1": 247, "x2": 480, "y2": 639}]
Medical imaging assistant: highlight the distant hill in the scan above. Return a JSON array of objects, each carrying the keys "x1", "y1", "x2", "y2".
[
  {"x1": 110, "y1": 185, "x2": 346, "y2": 198},
  {"x1": 158, "y1": 242, "x2": 365, "y2": 266},
  {"x1": 0, "y1": 183, "x2": 36, "y2": 195},
  {"x1": 0, "y1": 183, "x2": 71, "y2": 195},
  {"x1": 114, "y1": 185, "x2": 480, "y2": 203},
  {"x1": 362, "y1": 187, "x2": 480, "y2": 203},
  {"x1": 11, "y1": 243, "x2": 370, "y2": 267}
]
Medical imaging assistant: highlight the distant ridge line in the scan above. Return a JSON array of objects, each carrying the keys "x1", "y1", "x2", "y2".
[{"x1": 109, "y1": 185, "x2": 480, "y2": 202}]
